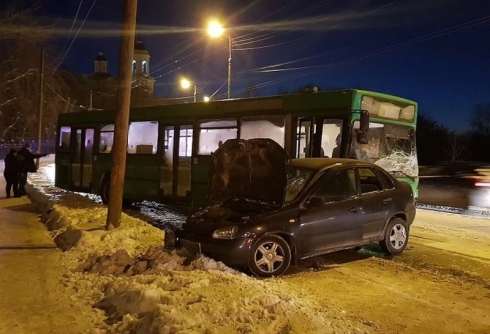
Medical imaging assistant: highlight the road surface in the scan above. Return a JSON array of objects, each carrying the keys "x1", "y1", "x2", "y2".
[{"x1": 282, "y1": 208, "x2": 490, "y2": 333}]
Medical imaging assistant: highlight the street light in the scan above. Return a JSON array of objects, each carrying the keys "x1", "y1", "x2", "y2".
[
  {"x1": 203, "y1": 96, "x2": 210, "y2": 102},
  {"x1": 207, "y1": 20, "x2": 232, "y2": 99},
  {"x1": 180, "y1": 78, "x2": 197, "y2": 102}
]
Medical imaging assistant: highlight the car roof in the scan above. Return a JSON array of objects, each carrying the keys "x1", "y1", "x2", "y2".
[{"x1": 290, "y1": 158, "x2": 375, "y2": 171}]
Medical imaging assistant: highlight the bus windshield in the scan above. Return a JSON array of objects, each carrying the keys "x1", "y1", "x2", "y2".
[{"x1": 351, "y1": 122, "x2": 418, "y2": 178}]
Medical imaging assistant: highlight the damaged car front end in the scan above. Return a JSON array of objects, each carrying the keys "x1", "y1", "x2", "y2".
[{"x1": 176, "y1": 138, "x2": 295, "y2": 276}]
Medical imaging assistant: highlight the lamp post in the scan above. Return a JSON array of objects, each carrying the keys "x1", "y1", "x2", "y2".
[
  {"x1": 180, "y1": 78, "x2": 197, "y2": 102},
  {"x1": 36, "y1": 49, "x2": 45, "y2": 169},
  {"x1": 207, "y1": 21, "x2": 232, "y2": 99}
]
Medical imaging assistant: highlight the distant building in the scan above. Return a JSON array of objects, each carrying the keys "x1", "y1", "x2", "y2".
[
  {"x1": 94, "y1": 51, "x2": 108, "y2": 74},
  {"x1": 71, "y1": 40, "x2": 174, "y2": 111},
  {"x1": 131, "y1": 40, "x2": 155, "y2": 95}
]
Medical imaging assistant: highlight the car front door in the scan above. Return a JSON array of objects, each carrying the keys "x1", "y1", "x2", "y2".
[
  {"x1": 299, "y1": 168, "x2": 363, "y2": 256},
  {"x1": 357, "y1": 167, "x2": 394, "y2": 241}
]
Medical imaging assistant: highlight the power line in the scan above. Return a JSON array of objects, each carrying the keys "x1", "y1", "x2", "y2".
[
  {"x1": 52, "y1": 0, "x2": 98, "y2": 75},
  {"x1": 59, "y1": 0, "x2": 84, "y2": 58}
]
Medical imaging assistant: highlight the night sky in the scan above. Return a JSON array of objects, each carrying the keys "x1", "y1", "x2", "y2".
[{"x1": 3, "y1": 0, "x2": 490, "y2": 131}]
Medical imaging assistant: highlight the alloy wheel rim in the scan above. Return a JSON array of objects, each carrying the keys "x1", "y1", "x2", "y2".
[
  {"x1": 389, "y1": 223, "x2": 407, "y2": 249},
  {"x1": 254, "y1": 241, "x2": 285, "y2": 273}
]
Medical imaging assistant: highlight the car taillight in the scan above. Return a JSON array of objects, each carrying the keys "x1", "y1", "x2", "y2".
[{"x1": 474, "y1": 180, "x2": 490, "y2": 187}]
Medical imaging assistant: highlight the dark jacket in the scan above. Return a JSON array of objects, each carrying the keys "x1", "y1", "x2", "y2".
[
  {"x1": 4, "y1": 153, "x2": 20, "y2": 176},
  {"x1": 17, "y1": 147, "x2": 44, "y2": 173}
]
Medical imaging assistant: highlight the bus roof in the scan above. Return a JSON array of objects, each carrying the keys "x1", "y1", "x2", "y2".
[{"x1": 57, "y1": 89, "x2": 417, "y2": 125}]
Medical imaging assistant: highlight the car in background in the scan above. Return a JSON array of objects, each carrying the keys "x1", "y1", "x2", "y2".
[
  {"x1": 176, "y1": 138, "x2": 416, "y2": 277},
  {"x1": 462, "y1": 168, "x2": 490, "y2": 211}
]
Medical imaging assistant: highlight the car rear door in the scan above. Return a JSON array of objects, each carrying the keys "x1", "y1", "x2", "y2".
[
  {"x1": 357, "y1": 167, "x2": 395, "y2": 241},
  {"x1": 299, "y1": 168, "x2": 363, "y2": 256}
]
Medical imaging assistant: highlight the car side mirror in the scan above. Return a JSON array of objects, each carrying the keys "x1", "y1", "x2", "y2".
[
  {"x1": 306, "y1": 196, "x2": 324, "y2": 208},
  {"x1": 357, "y1": 110, "x2": 369, "y2": 144}
]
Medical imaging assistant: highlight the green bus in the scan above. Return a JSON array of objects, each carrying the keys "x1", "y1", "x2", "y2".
[{"x1": 55, "y1": 89, "x2": 418, "y2": 207}]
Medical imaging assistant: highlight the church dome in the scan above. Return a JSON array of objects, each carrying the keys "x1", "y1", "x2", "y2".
[
  {"x1": 134, "y1": 40, "x2": 149, "y2": 55},
  {"x1": 95, "y1": 51, "x2": 106, "y2": 61}
]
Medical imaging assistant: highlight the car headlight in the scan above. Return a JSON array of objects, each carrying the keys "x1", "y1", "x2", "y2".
[{"x1": 212, "y1": 226, "x2": 238, "y2": 239}]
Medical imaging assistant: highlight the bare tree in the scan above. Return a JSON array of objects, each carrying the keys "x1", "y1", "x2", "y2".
[
  {"x1": 0, "y1": 5, "x2": 72, "y2": 148},
  {"x1": 445, "y1": 131, "x2": 469, "y2": 162},
  {"x1": 470, "y1": 103, "x2": 490, "y2": 136}
]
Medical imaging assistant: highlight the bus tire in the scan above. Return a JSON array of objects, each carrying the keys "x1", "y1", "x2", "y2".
[{"x1": 100, "y1": 176, "x2": 110, "y2": 204}]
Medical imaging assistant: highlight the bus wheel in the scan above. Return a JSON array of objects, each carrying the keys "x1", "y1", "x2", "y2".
[{"x1": 100, "y1": 177, "x2": 110, "y2": 204}]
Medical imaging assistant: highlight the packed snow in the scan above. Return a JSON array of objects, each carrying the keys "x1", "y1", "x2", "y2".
[{"x1": 15, "y1": 158, "x2": 370, "y2": 333}]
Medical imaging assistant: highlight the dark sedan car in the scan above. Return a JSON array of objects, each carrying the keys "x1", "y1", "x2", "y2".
[{"x1": 177, "y1": 138, "x2": 416, "y2": 277}]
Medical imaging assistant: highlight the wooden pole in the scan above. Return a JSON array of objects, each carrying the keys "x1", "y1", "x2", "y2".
[{"x1": 106, "y1": 0, "x2": 138, "y2": 229}]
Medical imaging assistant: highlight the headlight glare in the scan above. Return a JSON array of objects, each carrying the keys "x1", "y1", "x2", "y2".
[{"x1": 212, "y1": 226, "x2": 238, "y2": 239}]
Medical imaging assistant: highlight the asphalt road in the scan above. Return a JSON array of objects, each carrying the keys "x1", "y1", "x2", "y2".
[{"x1": 282, "y1": 208, "x2": 490, "y2": 333}]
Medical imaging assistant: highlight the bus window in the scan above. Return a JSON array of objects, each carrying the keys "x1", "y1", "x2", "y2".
[
  {"x1": 297, "y1": 118, "x2": 342, "y2": 158},
  {"x1": 58, "y1": 126, "x2": 71, "y2": 153},
  {"x1": 198, "y1": 119, "x2": 237, "y2": 155},
  {"x1": 179, "y1": 126, "x2": 193, "y2": 157},
  {"x1": 127, "y1": 121, "x2": 158, "y2": 154},
  {"x1": 178, "y1": 125, "x2": 193, "y2": 197},
  {"x1": 240, "y1": 115, "x2": 285, "y2": 147},
  {"x1": 99, "y1": 124, "x2": 114, "y2": 153},
  {"x1": 320, "y1": 119, "x2": 343, "y2": 158}
]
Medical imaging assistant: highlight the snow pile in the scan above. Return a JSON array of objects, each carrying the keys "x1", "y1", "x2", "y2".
[
  {"x1": 99, "y1": 272, "x2": 330, "y2": 334},
  {"x1": 25, "y1": 162, "x2": 371, "y2": 334}
]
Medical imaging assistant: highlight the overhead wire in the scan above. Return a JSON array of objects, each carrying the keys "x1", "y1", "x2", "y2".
[
  {"x1": 59, "y1": 0, "x2": 84, "y2": 58},
  {"x1": 52, "y1": 0, "x2": 98, "y2": 75},
  {"x1": 245, "y1": 14, "x2": 490, "y2": 74}
]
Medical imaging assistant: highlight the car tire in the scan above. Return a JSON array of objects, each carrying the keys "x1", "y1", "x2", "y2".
[
  {"x1": 248, "y1": 234, "x2": 291, "y2": 278},
  {"x1": 380, "y1": 218, "x2": 409, "y2": 255},
  {"x1": 100, "y1": 177, "x2": 110, "y2": 204}
]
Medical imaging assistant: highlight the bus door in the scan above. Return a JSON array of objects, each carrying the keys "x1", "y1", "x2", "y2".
[
  {"x1": 296, "y1": 118, "x2": 314, "y2": 158},
  {"x1": 295, "y1": 117, "x2": 343, "y2": 158},
  {"x1": 71, "y1": 128, "x2": 94, "y2": 190},
  {"x1": 160, "y1": 124, "x2": 193, "y2": 200}
]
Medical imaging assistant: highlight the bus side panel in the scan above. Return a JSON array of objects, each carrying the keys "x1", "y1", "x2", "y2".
[
  {"x1": 92, "y1": 154, "x2": 160, "y2": 201},
  {"x1": 191, "y1": 155, "x2": 212, "y2": 207},
  {"x1": 55, "y1": 154, "x2": 71, "y2": 189},
  {"x1": 125, "y1": 155, "x2": 160, "y2": 201},
  {"x1": 92, "y1": 153, "x2": 111, "y2": 195}
]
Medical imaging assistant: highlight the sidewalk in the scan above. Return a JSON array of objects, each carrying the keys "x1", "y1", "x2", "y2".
[{"x1": 0, "y1": 185, "x2": 102, "y2": 333}]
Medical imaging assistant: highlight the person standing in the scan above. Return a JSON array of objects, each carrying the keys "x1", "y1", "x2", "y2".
[
  {"x1": 16, "y1": 143, "x2": 45, "y2": 196},
  {"x1": 4, "y1": 149, "x2": 20, "y2": 198}
]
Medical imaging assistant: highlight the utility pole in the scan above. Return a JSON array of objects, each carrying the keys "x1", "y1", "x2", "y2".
[
  {"x1": 227, "y1": 34, "x2": 232, "y2": 99},
  {"x1": 106, "y1": 0, "x2": 138, "y2": 229},
  {"x1": 36, "y1": 49, "x2": 45, "y2": 169},
  {"x1": 89, "y1": 90, "x2": 93, "y2": 111}
]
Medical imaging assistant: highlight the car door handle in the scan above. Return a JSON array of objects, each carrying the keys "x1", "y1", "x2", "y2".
[
  {"x1": 382, "y1": 198, "x2": 393, "y2": 204},
  {"x1": 349, "y1": 206, "x2": 361, "y2": 213}
]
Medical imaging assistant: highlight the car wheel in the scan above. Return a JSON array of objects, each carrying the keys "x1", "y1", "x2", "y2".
[
  {"x1": 100, "y1": 177, "x2": 110, "y2": 204},
  {"x1": 249, "y1": 235, "x2": 291, "y2": 278},
  {"x1": 380, "y1": 218, "x2": 409, "y2": 255}
]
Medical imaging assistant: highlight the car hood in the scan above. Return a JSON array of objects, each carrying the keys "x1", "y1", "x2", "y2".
[{"x1": 208, "y1": 138, "x2": 290, "y2": 206}]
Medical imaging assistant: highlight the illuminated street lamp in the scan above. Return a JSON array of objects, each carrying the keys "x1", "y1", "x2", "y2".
[
  {"x1": 203, "y1": 96, "x2": 210, "y2": 102},
  {"x1": 180, "y1": 78, "x2": 197, "y2": 102},
  {"x1": 207, "y1": 20, "x2": 232, "y2": 99}
]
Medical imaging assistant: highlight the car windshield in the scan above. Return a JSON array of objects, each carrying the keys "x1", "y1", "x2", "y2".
[{"x1": 285, "y1": 166, "x2": 316, "y2": 203}]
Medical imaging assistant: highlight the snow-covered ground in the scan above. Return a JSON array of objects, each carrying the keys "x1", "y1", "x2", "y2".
[{"x1": 7, "y1": 158, "x2": 369, "y2": 333}]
